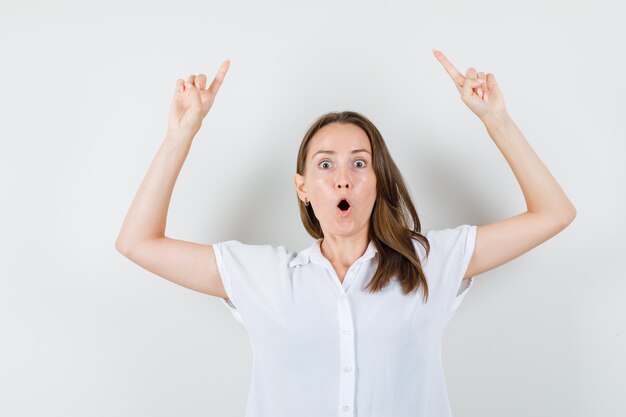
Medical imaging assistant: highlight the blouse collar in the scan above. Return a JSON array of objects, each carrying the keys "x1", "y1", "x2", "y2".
[{"x1": 288, "y1": 238, "x2": 378, "y2": 268}]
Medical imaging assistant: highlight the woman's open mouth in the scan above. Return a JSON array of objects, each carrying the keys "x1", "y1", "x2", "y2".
[{"x1": 337, "y1": 198, "x2": 351, "y2": 216}]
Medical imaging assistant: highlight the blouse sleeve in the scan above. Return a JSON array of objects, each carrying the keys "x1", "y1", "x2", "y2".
[
  {"x1": 424, "y1": 224, "x2": 478, "y2": 323},
  {"x1": 211, "y1": 239, "x2": 286, "y2": 326}
]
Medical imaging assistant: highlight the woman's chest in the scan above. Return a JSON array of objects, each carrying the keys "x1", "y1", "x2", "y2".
[{"x1": 247, "y1": 276, "x2": 442, "y2": 355}]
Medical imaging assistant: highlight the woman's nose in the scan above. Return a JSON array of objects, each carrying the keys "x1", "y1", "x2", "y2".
[
  {"x1": 335, "y1": 166, "x2": 352, "y2": 189},
  {"x1": 335, "y1": 174, "x2": 351, "y2": 189}
]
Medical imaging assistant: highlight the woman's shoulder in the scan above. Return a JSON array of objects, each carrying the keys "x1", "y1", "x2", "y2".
[
  {"x1": 423, "y1": 224, "x2": 476, "y2": 247},
  {"x1": 212, "y1": 239, "x2": 299, "y2": 267},
  {"x1": 411, "y1": 224, "x2": 475, "y2": 261}
]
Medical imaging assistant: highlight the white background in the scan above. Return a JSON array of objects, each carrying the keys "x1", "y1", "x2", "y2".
[{"x1": 1, "y1": 0, "x2": 624, "y2": 416}]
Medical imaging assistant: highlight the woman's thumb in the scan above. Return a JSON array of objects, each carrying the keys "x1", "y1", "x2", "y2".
[
  {"x1": 184, "y1": 81, "x2": 202, "y2": 112},
  {"x1": 463, "y1": 77, "x2": 484, "y2": 99},
  {"x1": 175, "y1": 79, "x2": 182, "y2": 93}
]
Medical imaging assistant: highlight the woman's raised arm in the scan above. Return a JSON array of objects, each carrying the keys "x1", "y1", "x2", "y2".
[{"x1": 115, "y1": 60, "x2": 231, "y2": 298}]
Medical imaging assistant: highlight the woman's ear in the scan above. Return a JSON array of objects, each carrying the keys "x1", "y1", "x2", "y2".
[{"x1": 294, "y1": 173, "x2": 306, "y2": 200}]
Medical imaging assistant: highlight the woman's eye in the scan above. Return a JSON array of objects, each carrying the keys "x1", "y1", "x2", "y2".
[{"x1": 318, "y1": 159, "x2": 367, "y2": 169}]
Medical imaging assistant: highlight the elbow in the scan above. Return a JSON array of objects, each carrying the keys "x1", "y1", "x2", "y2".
[
  {"x1": 115, "y1": 238, "x2": 131, "y2": 256},
  {"x1": 534, "y1": 206, "x2": 576, "y2": 229},
  {"x1": 560, "y1": 206, "x2": 577, "y2": 228}
]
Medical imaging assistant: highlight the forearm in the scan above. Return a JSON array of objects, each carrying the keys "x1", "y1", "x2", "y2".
[
  {"x1": 480, "y1": 113, "x2": 576, "y2": 222},
  {"x1": 115, "y1": 131, "x2": 195, "y2": 250}
]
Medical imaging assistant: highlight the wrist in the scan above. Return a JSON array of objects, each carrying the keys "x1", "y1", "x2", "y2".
[
  {"x1": 165, "y1": 129, "x2": 197, "y2": 143},
  {"x1": 480, "y1": 111, "x2": 512, "y2": 128}
]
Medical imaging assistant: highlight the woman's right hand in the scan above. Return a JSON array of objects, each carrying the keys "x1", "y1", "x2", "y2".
[{"x1": 167, "y1": 59, "x2": 231, "y2": 137}]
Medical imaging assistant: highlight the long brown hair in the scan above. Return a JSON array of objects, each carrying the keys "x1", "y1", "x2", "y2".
[{"x1": 295, "y1": 111, "x2": 432, "y2": 303}]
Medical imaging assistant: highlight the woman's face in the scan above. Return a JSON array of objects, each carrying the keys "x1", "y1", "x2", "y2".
[{"x1": 294, "y1": 122, "x2": 377, "y2": 238}]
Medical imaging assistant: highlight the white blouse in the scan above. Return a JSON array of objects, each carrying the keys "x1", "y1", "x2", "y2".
[{"x1": 213, "y1": 224, "x2": 477, "y2": 417}]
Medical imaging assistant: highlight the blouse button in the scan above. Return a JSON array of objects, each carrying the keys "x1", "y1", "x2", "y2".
[
  {"x1": 343, "y1": 365, "x2": 352, "y2": 372},
  {"x1": 342, "y1": 405, "x2": 350, "y2": 412},
  {"x1": 342, "y1": 329, "x2": 350, "y2": 335}
]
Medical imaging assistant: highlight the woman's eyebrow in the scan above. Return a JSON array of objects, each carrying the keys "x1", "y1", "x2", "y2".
[{"x1": 312, "y1": 149, "x2": 371, "y2": 158}]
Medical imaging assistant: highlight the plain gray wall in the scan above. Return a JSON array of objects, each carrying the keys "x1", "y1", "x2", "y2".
[{"x1": 1, "y1": 0, "x2": 624, "y2": 416}]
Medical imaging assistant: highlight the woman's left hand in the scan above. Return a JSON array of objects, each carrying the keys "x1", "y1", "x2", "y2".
[{"x1": 432, "y1": 49, "x2": 507, "y2": 121}]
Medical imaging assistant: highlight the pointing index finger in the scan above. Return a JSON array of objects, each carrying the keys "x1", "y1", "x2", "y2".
[
  {"x1": 207, "y1": 59, "x2": 231, "y2": 96},
  {"x1": 432, "y1": 49, "x2": 464, "y2": 87}
]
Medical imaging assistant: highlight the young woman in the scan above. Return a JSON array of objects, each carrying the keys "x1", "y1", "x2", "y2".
[{"x1": 115, "y1": 51, "x2": 576, "y2": 417}]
